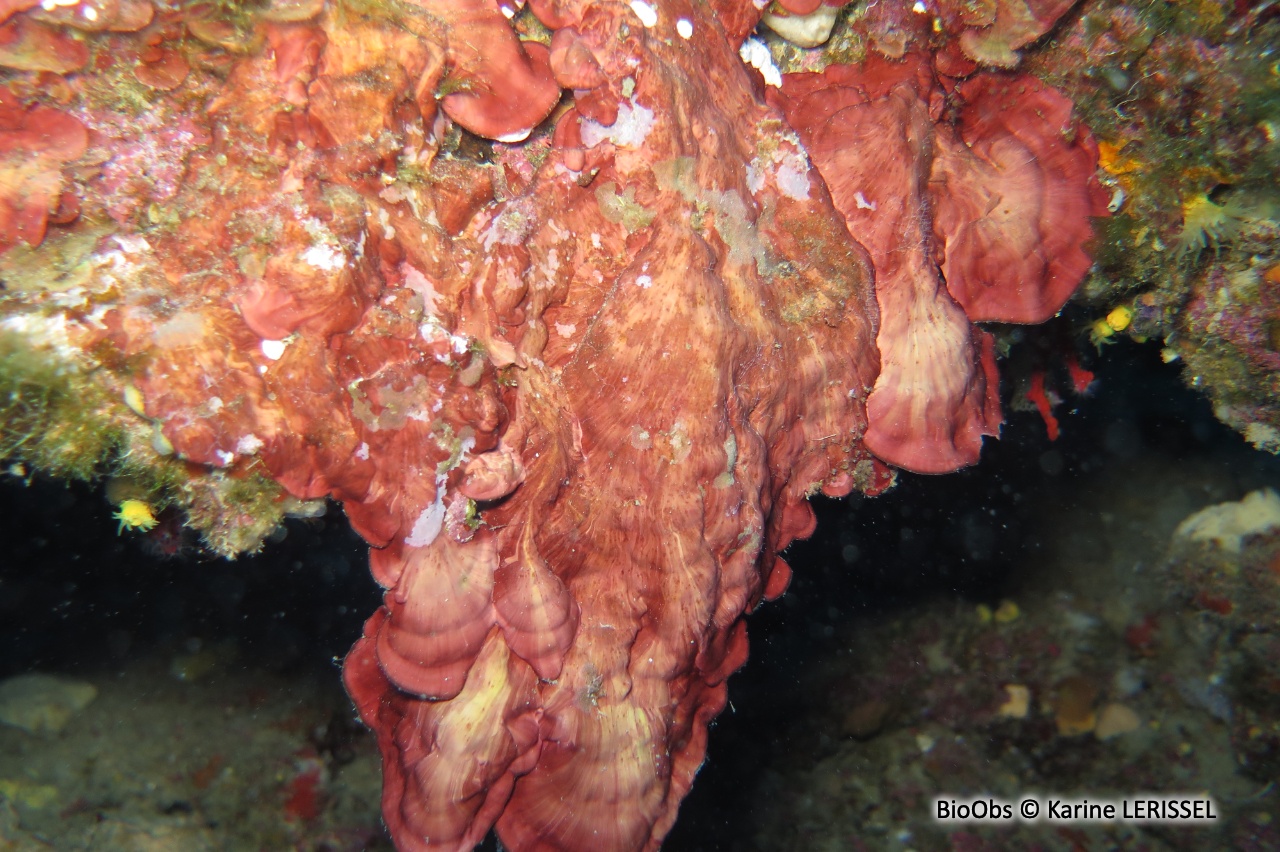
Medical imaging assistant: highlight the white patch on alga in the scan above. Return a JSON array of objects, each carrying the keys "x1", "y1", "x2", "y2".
[
  {"x1": 215, "y1": 450, "x2": 235, "y2": 466},
  {"x1": 775, "y1": 154, "x2": 811, "y2": 200},
  {"x1": 235, "y1": 434, "x2": 264, "y2": 455},
  {"x1": 853, "y1": 191, "x2": 877, "y2": 210},
  {"x1": 543, "y1": 247, "x2": 561, "y2": 279},
  {"x1": 80, "y1": 236, "x2": 151, "y2": 303},
  {"x1": 636, "y1": 275, "x2": 653, "y2": 289},
  {"x1": 581, "y1": 99, "x2": 656, "y2": 149},
  {"x1": 355, "y1": 442, "x2": 370, "y2": 460},
  {"x1": 376, "y1": 208, "x2": 396, "y2": 240},
  {"x1": 81, "y1": 303, "x2": 111, "y2": 330},
  {"x1": 419, "y1": 324, "x2": 467, "y2": 365},
  {"x1": 420, "y1": 319, "x2": 445, "y2": 346},
  {"x1": 404, "y1": 497, "x2": 445, "y2": 548},
  {"x1": 301, "y1": 243, "x2": 345, "y2": 271},
  {"x1": 260, "y1": 339, "x2": 287, "y2": 360},
  {"x1": 406, "y1": 434, "x2": 478, "y2": 548},
  {"x1": 748, "y1": 140, "x2": 813, "y2": 200},
  {"x1": 677, "y1": 18, "x2": 693, "y2": 38},
  {"x1": 401, "y1": 262, "x2": 442, "y2": 316},
  {"x1": 629, "y1": 0, "x2": 657, "y2": 27},
  {"x1": 630, "y1": 425, "x2": 652, "y2": 450},
  {"x1": 113, "y1": 234, "x2": 151, "y2": 255},
  {"x1": 152, "y1": 312, "x2": 206, "y2": 349},
  {"x1": 379, "y1": 183, "x2": 407, "y2": 204},
  {"x1": 480, "y1": 201, "x2": 535, "y2": 251},
  {"x1": 555, "y1": 322, "x2": 577, "y2": 338}
]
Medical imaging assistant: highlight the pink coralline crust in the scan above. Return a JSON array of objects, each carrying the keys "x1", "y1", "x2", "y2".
[
  {"x1": 0, "y1": 0, "x2": 152, "y2": 76},
  {"x1": 527, "y1": 0, "x2": 586, "y2": 29},
  {"x1": 234, "y1": 216, "x2": 373, "y2": 341},
  {"x1": 0, "y1": 86, "x2": 86, "y2": 251},
  {"x1": 492, "y1": 524, "x2": 580, "y2": 682},
  {"x1": 0, "y1": 0, "x2": 37, "y2": 26},
  {"x1": 775, "y1": 0, "x2": 823, "y2": 13},
  {"x1": 420, "y1": 0, "x2": 561, "y2": 142},
  {"x1": 133, "y1": 47, "x2": 189, "y2": 91},
  {"x1": 0, "y1": 16, "x2": 88, "y2": 73},
  {"x1": 548, "y1": 26, "x2": 606, "y2": 90},
  {"x1": 934, "y1": 72, "x2": 1110, "y2": 324},
  {"x1": 766, "y1": 0, "x2": 854, "y2": 15},
  {"x1": 772, "y1": 51, "x2": 1102, "y2": 473},
  {"x1": 344, "y1": 3, "x2": 882, "y2": 845},
  {"x1": 84, "y1": 108, "x2": 211, "y2": 226},
  {"x1": 948, "y1": 0, "x2": 1078, "y2": 68},
  {"x1": 458, "y1": 442, "x2": 525, "y2": 501},
  {"x1": 266, "y1": 22, "x2": 326, "y2": 107},
  {"x1": 771, "y1": 56, "x2": 999, "y2": 474},
  {"x1": 854, "y1": 0, "x2": 1079, "y2": 69},
  {"x1": 703, "y1": 0, "x2": 776, "y2": 45},
  {"x1": 1186, "y1": 264, "x2": 1280, "y2": 376},
  {"x1": 345, "y1": 609, "x2": 543, "y2": 852},
  {"x1": 75, "y1": 2, "x2": 502, "y2": 536},
  {"x1": 374, "y1": 533, "x2": 500, "y2": 699},
  {"x1": 28, "y1": 0, "x2": 153, "y2": 32}
]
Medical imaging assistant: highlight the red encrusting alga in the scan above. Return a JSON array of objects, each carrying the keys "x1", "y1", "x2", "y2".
[
  {"x1": 0, "y1": 0, "x2": 1107, "y2": 848},
  {"x1": 0, "y1": 85, "x2": 86, "y2": 252},
  {"x1": 772, "y1": 49, "x2": 1105, "y2": 473}
]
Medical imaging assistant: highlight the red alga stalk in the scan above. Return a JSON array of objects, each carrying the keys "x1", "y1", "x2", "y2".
[{"x1": 1027, "y1": 367, "x2": 1061, "y2": 441}]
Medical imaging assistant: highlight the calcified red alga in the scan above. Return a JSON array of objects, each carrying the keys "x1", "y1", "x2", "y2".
[{"x1": 0, "y1": 0, "x2": 1102, "y2": 848}]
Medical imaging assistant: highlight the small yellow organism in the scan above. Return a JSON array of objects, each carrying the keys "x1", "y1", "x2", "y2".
[
  {"x1": 998, "y1": 684, "x2": 1032, "y2": 719},
  {"x1": 1105, "y1": 305, "x2": 1133, "y2": 332},
  {"x1": 1090, "y1": 305, "x2": 1134, "y2": 348},
  {"x1": 1174, "y1": 191, "x2": 1244, "y2": 257},
  {"x1": 122, "y1": 384, "x2": 147, "y2": 418},
  {"x1": 114, "y1": 499, "x2": 158, "y2": 534},
  {"x1": 994, "y1": 600, "x2": 1021, "y2": 624}
]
